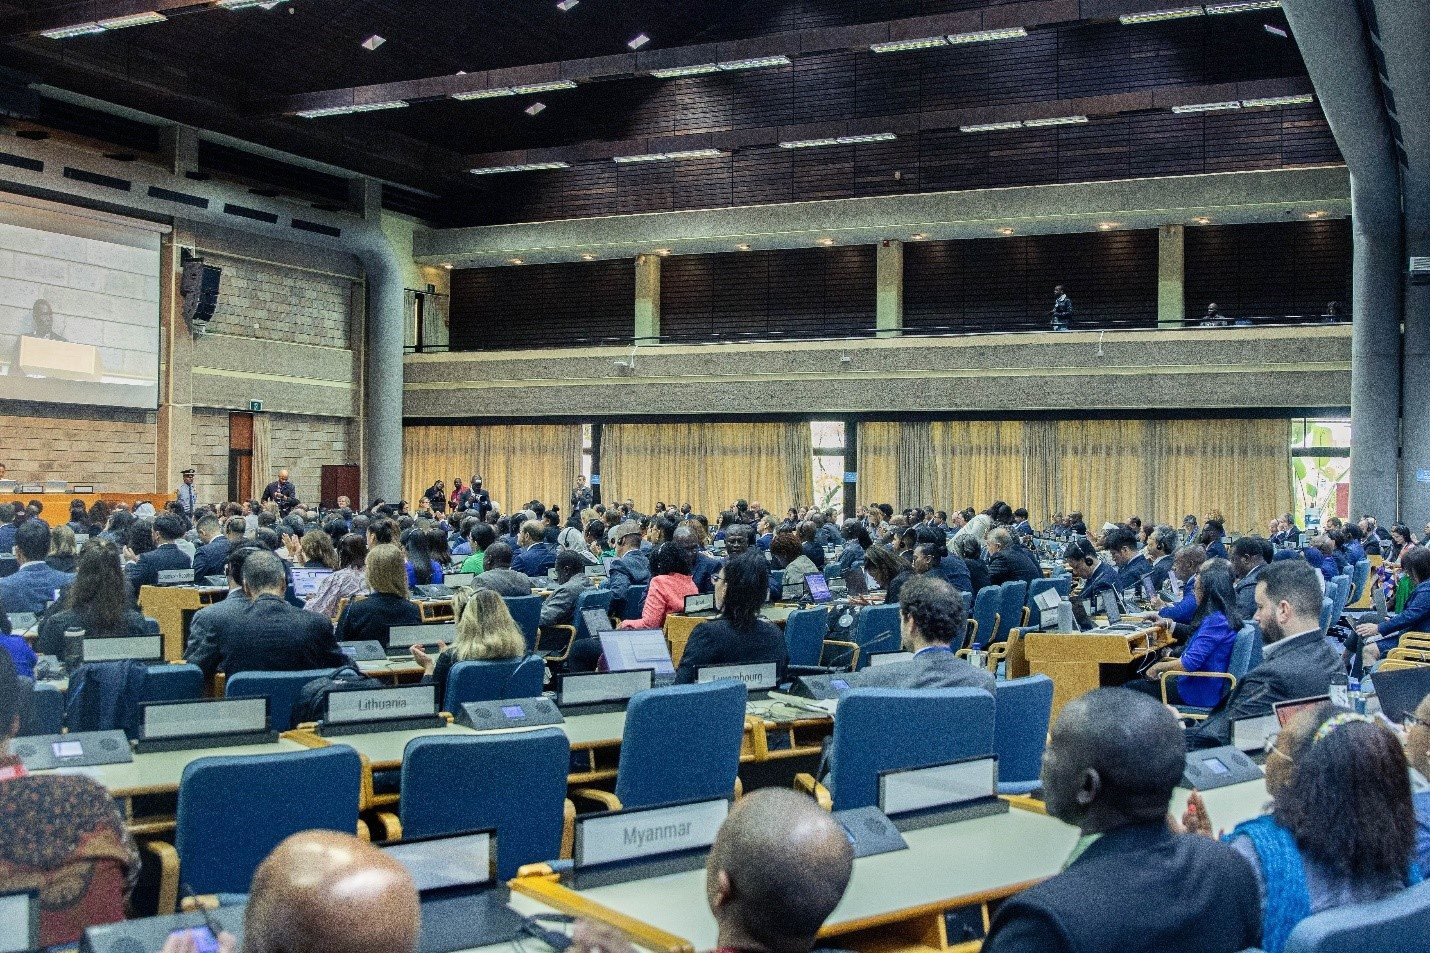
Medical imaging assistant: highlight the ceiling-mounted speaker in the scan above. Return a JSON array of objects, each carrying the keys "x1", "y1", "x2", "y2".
[{"x1": 180, "y1": 253, "x2": 223, "y2": 335}]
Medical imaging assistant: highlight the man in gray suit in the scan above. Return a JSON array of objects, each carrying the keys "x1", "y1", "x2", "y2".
[
  {"x1": 1190, "y1": 559, "x2": 1342, "y2": 749},
  {"x1": 472, "y1": 542, "x2": 534, "y2": 598},
  {"x1": 539, "y1": 550, "x2": 591, "y2": 628},
  {"x1": 840, "y1": 575, "x2": 994, "y2": 694}
]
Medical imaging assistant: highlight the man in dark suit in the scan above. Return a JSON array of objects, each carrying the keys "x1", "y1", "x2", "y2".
[
  {"x1": 1229, "y1": 535, "x2": 1271, "y2": 621},
  {"x1": 983, "y1": 688, "x2": 1261, "y2": 953},
  {"x1": 606, "y1": 521, "x2": 651, "y2": 614},
  {"x1": 1103, "y1": 528, "x2": 1150, "y2": 592},
  {"x1": 261, "y1": 469, "x2": 299, "y2": 514},
  {"x1": 841, "y1": 576, "x2": 994, "y2": 692},
  {"x1": 0, "y1": 520, "x2": 74, "y2": 614},
  {"x1": 191, "y1": 514, "x2": 239, "y2": 582},
  {"x1": 986, "y1": 527, "x2": 1041, "y2": 585},
  {"x1": 185, "y1": 543, "x2": 259, "y2": 678},
  {"x1": 1144, "y1": 526, "x2": 1177, "y2": 592},
  {"x1": 124, "y1": 513, "x2": 193, "y2": 599},
  {"x1": 510, "y1": 520, "x2": 557, "y2": 578},
  {"x1": 1190, "y1": 559, "x2": 1342, "y2": 749},
  {"x1": 196, "y1": 550, "x2": 345, "y2": 677}
]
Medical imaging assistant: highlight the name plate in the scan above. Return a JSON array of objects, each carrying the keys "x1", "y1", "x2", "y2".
[
  {"x1": 458, "y1": 697, "x2": 563, "y2": 731},
  {"x1": 560, "y1": 669, "x2": 652, "y2": 707},
  {"x1": 71, "y1": 485, "x2": 95, "y2": 494},
  {"x1": 157, "y1": 569, "x2": 195, "y2": 585},
  {"x1": 879, "y1": 757, "x2": 998, "y2": 817},
  {"x1": 17, "y1": 484, "x2": 43, "y2": 494},
  {"x1": 141, "y1": 697, "x2": 268, "y2": 740},
  {"x1": 575, "y1": 798, "x2": 729, "y2": 869},
  {"x1": 10, "y1": 730, "x2": 133, "y2": 771},
  {"x1": 74, "y1": 534, "x2": 89, "y2": 546},
  {"x1": 339, "y1": 640, "x2": 387, "y2": 663},
  {"x1": 696, "y1": 662, "x2": 776, "y2": 692},
  {"x1": 445, "y1": 572, "x2": 476, "y2": 588},
  {"x1": 831, "y1": 806, "x2": 908, "y2": 858},
  {"x1": 326, "y1": 685, "x2": 436, "y2": 725},
  {"x1": 82, "y1": 635, "x2": 163, "y2": 663},
  {"x1": 6, "y1": 613, "x2": 36, "y2": 634},
  {"x1": 1232, "y1": 713, "x2": 1278, "y2": 753},
  {"x1": 383, "y1": 830, "x2": 494, "y2": 894},
  {"x1": 389, "y1": 623, "x2": 457, "y2": 650},
  {"x1": 0, "y1": 890, "x2": 38, "y2": 953}
]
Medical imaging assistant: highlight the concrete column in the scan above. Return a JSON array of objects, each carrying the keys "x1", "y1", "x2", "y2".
[
  {"x1": 1157, "y1": 225, "x2": 1184, "y2": 328},
  {"x1": 352, "y1": 178, "x2": 406, "y2": 502},
  {"x1": 1348, "y1": 193, "x2": 1405, "y2": 522},
  {"x1": 160, "y1": 125, "x2": 199, "y2": 176},
  {"x1": 155, "y1": 233, "x2": 193, "y2": 494},
  {"x1": 876, "y1": 240, "x2": 903, "y2": 338},
  {"x1": 634, "y1": 254, "x2": 660, "y2": 343}
]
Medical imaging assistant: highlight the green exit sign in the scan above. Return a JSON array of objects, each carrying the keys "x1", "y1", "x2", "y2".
[{"x1": 249, "y1": 400, "x2": 263, "y2": 412}]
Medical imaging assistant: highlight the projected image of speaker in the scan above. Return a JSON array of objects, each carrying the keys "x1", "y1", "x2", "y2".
[{"x1": 180, "y1": 256, "x2": 222, "y2": 335}]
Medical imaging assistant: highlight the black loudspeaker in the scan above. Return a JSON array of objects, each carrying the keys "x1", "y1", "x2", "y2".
[{"x1": 180, "y1": 257, "x2": 222, "y2": 332}]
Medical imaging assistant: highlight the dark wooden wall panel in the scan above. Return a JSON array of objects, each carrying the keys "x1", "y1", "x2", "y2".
[
  {"x1": 1184, "y1": 220, "x2": 1351, "y2": 320},
  {"x1": 449, "y1": 260, "x2": 635, "y2": 351},
  {"x1": 904, "y1": 229, "x2": 1159, "y2": 332},
  {"x1": 661, "y1": 246, "x2": 877, "y2": 342}
]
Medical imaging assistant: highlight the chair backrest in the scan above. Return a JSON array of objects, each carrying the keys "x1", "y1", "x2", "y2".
[
  {"x1": 1318, "y1": 596, "x2": 1334, "y2": 637},
  {"x1": 827, "y1": 687, "x2": 996, "y2": 812},
  {"x1": 503, "y1": 595, "x2": 544, "y2": 652},
  {"x1": 225, "y1": 669, "x2": 337, "y2": 731},
  {"x1": 1285, "y1": 878, "x2": 1430, "y2": 953},
  {"x1": 1228, "y1": 623, "x2": 1263, "y2": 682},
  {"x1": 969, "y1": 588, "x2": 1000, "y2": 650},
  {"x1": 851, "y1": 604, "x2": 901, "y2": 666},
  {"x1": 620, "y1": 583, "x2": 649, "y2": 621},
  {"x1": 1025, "y1": 576, "x2": 1071, "y2": 608},
  {"x1": 784, "y1": 607, "x2": 831, "y2": 667},
  {"x1": 141, "y1": 663, "x2": 205, "y2": 704},
  {"x1": 20, "y1": 680, "x2": 64, "y2": 735},
  {"x1": 142, "y1": 617, "x2": 162, "y2": 636},
  {"x1": 1330, "y1": 574, "x2": 1351, "y2": 619},
  {"x1": 995, "y1": 581, "x2": 1028, "y2": 643},
  {"x1": 992, "y1": 675, "x2": 1053, "y2": 790},
  {"x1": 400, "y1": 729, "x2": 570, "y2": 879},
  {"x1": 574, "y1": 587, "x2": 614, "y2": 638},
  {"x1": 1349, "y1": 558, "x2": 1371, "y2": 602},
  {"x1": 444, "y1": 656, "x2": 545, "y2": 711},
  {"x1": 175, "y1": 746, "x2": 362, "y2": 894},
  {"x1": 615, "y1": 680, "x2": 747, "y2": 810}
]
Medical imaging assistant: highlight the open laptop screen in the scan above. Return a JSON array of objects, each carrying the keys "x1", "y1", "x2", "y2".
[
  {"x1": 805, "y1": 574, "x2": 831, "y2": 603},
  {"x1": 290, "y1": 567, "x2": 334, "y2": 598}
]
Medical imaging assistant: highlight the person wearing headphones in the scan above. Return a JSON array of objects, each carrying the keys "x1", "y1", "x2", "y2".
[{"x1": 1064, "y1": 536, "x2": 1125, "y2": 630}]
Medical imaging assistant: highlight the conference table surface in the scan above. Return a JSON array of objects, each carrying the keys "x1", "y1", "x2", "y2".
[
  {"x1": 34, "y1": 736, "x2": 310, "y2": 798},
  {"x1": 504, "y1": 806, "x2": 1079, "y2": 953},
  {"x1": 1170, "y1": 777, "x2": 1272, "y2": 832}
]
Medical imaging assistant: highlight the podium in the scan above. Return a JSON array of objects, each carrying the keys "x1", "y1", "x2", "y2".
[
  {"x1": 17, "y1": 336, "x2": 101, "y2": 380},
  {"x1": 1023, "y1": 627, "x2": 1171, "y2": 719}
]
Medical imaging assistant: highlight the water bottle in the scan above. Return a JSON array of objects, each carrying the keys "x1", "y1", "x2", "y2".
[
  {"x1": 1329, "y1": 672, "x2": 1350, "y2": 708},
  {"x1": 1057, "y1": 598, "x2": 1076, "y2": 632},
  {"x1": 63, "y1": 627, "x2": 86, "y2": 669},
  {"x1": 1347, "y1": 674, "x2": 1366, "y2": 715}
]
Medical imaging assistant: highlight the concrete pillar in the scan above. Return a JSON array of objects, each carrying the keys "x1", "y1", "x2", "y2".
[
  {"x1": 155, "y1": 233, "x2": 193, "y2": 494},
  {"x1": 351, "y1": 178, "x2": 406, "y2": 502},
  {"x1": 1157, "y1": 225, "x2": 1184, "y2": 328},
  {"x1": 160, "y1": 126, "x2": 199, "y2": 177},
  {"x1": 876, "y1": 240, "x2": 903, "y2": 338},
  {"x1": 634, "y1": 254, "x2": 660, "y2": 343}
]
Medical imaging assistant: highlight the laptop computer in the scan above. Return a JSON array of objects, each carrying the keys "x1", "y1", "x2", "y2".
[
  {"x1": 805, "y1": 574, "x2": 832, "y2": 604},
  {"x1": 599, "y1": 630, "x2": 676, "y2": 683},
  {"x1": 387, "y1": 623, "x2": 458, "y2": 659},
  {"x1": 581, "y1": 608, "x2": 614, "y2": 638},
  {"x1": 1273, "y1": 694, "x2": 1331, "y2": 728},
  {"x1": 683, "y1": 592, "x2": 716, "y2": 615},
  {"x1": 1370, "y1": 666, "x2": 1430, "y2": 723},
  {"x1": 290, "y1": 567, "x2": 334, "y2": 599},
  {"x1": 780, "y1": 582, "x2": 805, "y2": 602}
]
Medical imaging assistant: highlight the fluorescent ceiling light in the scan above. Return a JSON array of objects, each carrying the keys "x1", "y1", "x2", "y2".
[
  {"x1": 1204, "y1": 0, "x2": 1281, "y2": 12},
  {"x1": 1171, "y1": 100, "x2": 1242, "y2": 113},
  {"x1": 838, "y1": 133, "x2": 897, "y2": 144},
  {"x1": 870, "y1": 36, "x2": 948, "y2": 53},
  {"x1": 779, "y1": 137, "x2": 840, "y2": 149},
  {"x1": 1118, "y1": 7, "x2": 1203, "y2": 23},
  {"x1": 959, "y1": 120, "x2": 1023, "y2": 132},
  {"x1": 1021, "y1": 115, "x2": 1088, "y2": 126},
  {"x1": 948, "y1": 27, "x2": 1027, "y2": 44},
  {"x1": 470, "y1": 162, "x2": 571, "y2": 175},
  {"x1": 296, "y1": 101, "x2": 408, "y2": 118},
  {"x1": 40, "y1": 22, "x2": 105, "y2": 39},
  {"x1": 650, "y1": 64, "x2": 720, "y2": 78},
  {"x1": 628, "y1": 34, "x2": 650, "y2": 50},
  {"x1": 718, "y1": 55, "x2": 790, "y2": 70},
  {"x1": 1264, "y1": 24, "x2": 1289, "y2": 37},
  {"x1": 556, "y1": 0, "x2": 580, "y2": 9},
  {"x1": 613, "y1": 149, "x2": 724, "y2": 163},
  {"x1": 98, "y1": 12, "x2": 167, "y2": 29},
  {"x1": 452, "y1": 87, "x2": 515, "y2": 100},
  {"x1": 511, "y1": 80, "x2": 577, "y2": 94},
  {"x1": 216, "y1": 0, "x2": 291, "y2": 8},
  {"x1": 525, "y1": 102, "x2": 547, "y2": 116},
  {"x1": 1241, "y1": 93, "x2": 1313, "y2": 107},
  {"x1": 779, "y1": 134, "x2": 894, "y2": 148}
]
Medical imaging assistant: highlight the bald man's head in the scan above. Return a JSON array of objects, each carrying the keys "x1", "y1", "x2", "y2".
[
  {"x1": 1040, "y1": 687, "x2": 1185, "y2": 833},
  {"x1": 244, "y1": 831, "x2": 420, "y2": 953},
  {"x1": 705, "y1": 790, "x2": 853, "y2": 953}
]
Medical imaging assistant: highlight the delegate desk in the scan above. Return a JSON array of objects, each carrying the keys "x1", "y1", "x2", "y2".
[
  {"x1": 664, "y1": 603, "x2": 797, "y2": 666},
  {"x1": 508, "y1": 806, "x2": 1079, "y2": 953},
  {"x1": 138, "y1": 585, "x2": 228, "y2": 662},
  {"x1": 1023, "y1": 626, "x2": 1171, "y2": 719},
  {"x1": 1009, "y1": 777, "x2": 1272, "y2": 834},
  {"x1": 0, "y1": 491, "x2": 175, "y2": 516}
]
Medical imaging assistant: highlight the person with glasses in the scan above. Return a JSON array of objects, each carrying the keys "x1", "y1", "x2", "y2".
[{"x1": 675, "y1": 551, "x2": 787, "y2": 685}]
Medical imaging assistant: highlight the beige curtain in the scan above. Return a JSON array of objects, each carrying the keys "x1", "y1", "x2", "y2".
[
  {"x1": 859, "y1": 417, "x2": 1292, "y2": 534},
  {"x1": 600, "y1": 423, "x2": 812, "y2": 515},
  {"x1": 250, "y1": 412, "x2": 271, "y2": 502},
  {"x1": 403, "y1": 424, "x2": 582, "y2": 514}
]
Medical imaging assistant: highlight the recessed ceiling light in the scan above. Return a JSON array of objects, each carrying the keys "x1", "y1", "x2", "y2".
[
  {"x1": 1098, "y1": 222, "x2": 1118, "y2": 230},
  {"x1": 959, "y1": 121, "x2": 1024, "y2": 133},
  {"x1": 650, "y1": 64, "x2": 720, "y2": 78},
  {"x1": 98, "y1": 12, "x2": 167, "y2": 29},
  {"x1": 557, "y1": 0, "x2": 580, "y2": 9},
  {"x1": 525, "y1": 102, "x2": 547, "y2": 116},
  {"x1": 1305, "y1": 210, "x2": 1327, "y2": 219},
  {"x1": 655, "y1": 248, "x2": 670, "y2": 256},
  {"x1": 1193, "y1": 216, "x2": 1212, "y2": 225},
  {"x1": 628, "y1": 33, "x2": 650, "y2": 50},
  {"x1": 39, "y1": 22, "x2": 104, "y2": 39},
  {"x1": 870, "y1": 36, "x2": 947, "y2": 53},
  {"x1": 216, "y1": 0, "x2": 291, "y2": 8},
  {"x1": 999, "y1": 228, "x2": 1014, "y2": 235},
  {"x1": 735, "y1": 244, "x2": 751, "y2": 251},
  {"x1": 509, "y1": 258, "x2": 524, "y2": 265},
  {"x1": 296, "y1": 101, "x2": 408, "y2": 118},
  {"x1": 362, "y1": 35, "x2": 385, "y2": 51},
  {"x1": 1241, "y1": 94, "x2": 1314, "y2": 108},
  {"x1": 947, "y1": 27, "x2": 1027, "y2": 44},
  {"x1": 910, "y1": 233, "x2": 927, "y2": 241},
  {"x1": 581, "y1": 253, "x2": 595, "y2": 261},
  {"x1": 511, "y1": 80, "x2": 577, "y2": 95},
  {"x1": 440, "y1": 263, "x2": 453, "y2": 269},
  {"x1": 818, "y1": 238, "x2": 836, "y2": 246},
  {"x1": 1118, "y1": 7, "x2": 1203, "y2": 24},
  {"x1": 469, "y1": 161, "x2": 570, "y2": 175},
  {"x1": 1171, "y1": 101, "x2": 1241, "y2": 114}
]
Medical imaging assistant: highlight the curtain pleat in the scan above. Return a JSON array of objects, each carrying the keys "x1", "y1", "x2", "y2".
[
  {"x1": 855, "y1": 422, "x2": 900, "y2": 508},
  {"x1": 403, "y1": 425, "x2": 582, "y2": 515},
  {"x1": 250, "y1": 413, "x2": 271, "y2": 502},
  {"x1": 600, "y1": 423, "x2": 813, "y2": 515}
]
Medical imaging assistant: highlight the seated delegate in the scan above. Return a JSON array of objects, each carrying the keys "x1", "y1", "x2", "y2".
[
  {"x1": 36, "y1": 541, "x2": 150, "y2": 656},
  {"x1": 413, "y1": 587, "x2": 527, "y2": 706},
  {"x1": 1136, "y1": 562, "x2": 1242, "y2": 707},
  {"x1": 838, "y1": 576, "x2": 994, "y2": 692},
  {"x1": 334, "y1": 543, "x2": 422, "y2": 649},
  {"x1": 619, "y1": 542, "x2": 697, "y2": 631},
  {"x1": 676, "y1": 550, "x2": 788, "y2": 684}
]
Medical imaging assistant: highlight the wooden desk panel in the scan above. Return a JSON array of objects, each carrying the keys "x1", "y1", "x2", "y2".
[
  {"x1": 0, "y1": 492, "x2": 175, "y2": 517},
  {"x1": 138, "y1": 586, "x2": 227, "y2": 661},
  {"x1": 1024, "y1": 627, "x2": 1170, "y2": 719}
]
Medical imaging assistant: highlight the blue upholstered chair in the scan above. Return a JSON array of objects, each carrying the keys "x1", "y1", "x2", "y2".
[
  {"x1": 995, "y1": 581, "x2": 1029, "y2": 643},
  {"x1": 1284, "y1": 879, "x2": 1430, "y2": 953},
  {"x1": 968, "y1": 588, "x2": 1000, "y2": 650},
  {"x1": 785, "y1": 607, "x2": 861, "y2": 672},
  {"x1": 539, "y1": 587, "x2": 614, "y2": 661},
  {"x1": 1025, "y1": 576, "x2": 1071, "y2": 611},
  {"x1": 573, "y1": 680, "x2": 747, "y2": 812},
  {"x1": 620, "y1": 583, "x2": 649, "y2": 621},
  {"x1": 1348, "y1": 558, "x2": 1371, "y2": 604},
  {"x1": 395, "y1": 729, "x2": 570, "y2": 878},
  {"x1": 1319, "y1": 596, "x2": 1335, "y2": 638},
  {"x1": 444, "y1": 656, "x2": 545, "y2": 712},
  {"x1": 1163, "y1": 623, "x2": 1263, "y2": 719},
  {"x1": 992, "y1": 675, "x2": 1053, "y2": 794},
  {"x1": 797, "y1": 687, "x2": 996, "y2": 812},
  {"x1": 850, "y1": 604, "x2": 901, "y2": 667},
  {"x1": 225, "y1": 669, "x2": 337, "y2": 730},
  {"x1": 20, "y1": 679, "x2": 64, "y2": 736},
  {"x1": 152, "y1": 745, "x2": 362, "y2": 912},
  {"x1": 142, "y1": 663, "x2": 205, "y2": 704},
  {"x1": 503, "y1": 595, "x2": 544, "y2": 653}
]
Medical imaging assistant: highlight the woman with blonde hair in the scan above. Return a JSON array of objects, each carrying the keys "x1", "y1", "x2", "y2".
[
  {"x1": 333, "y1": 543, "x2": 421, "y2": 648},
  {"x1": 299, "y1": 530, "x2": 339, "y2": 569},
  {"x1": 413, "y1": 587, "x2": 527, "y2": 705},
  {"x1": 46, "y1": 524, "x2": 77, "y2": 573}
]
